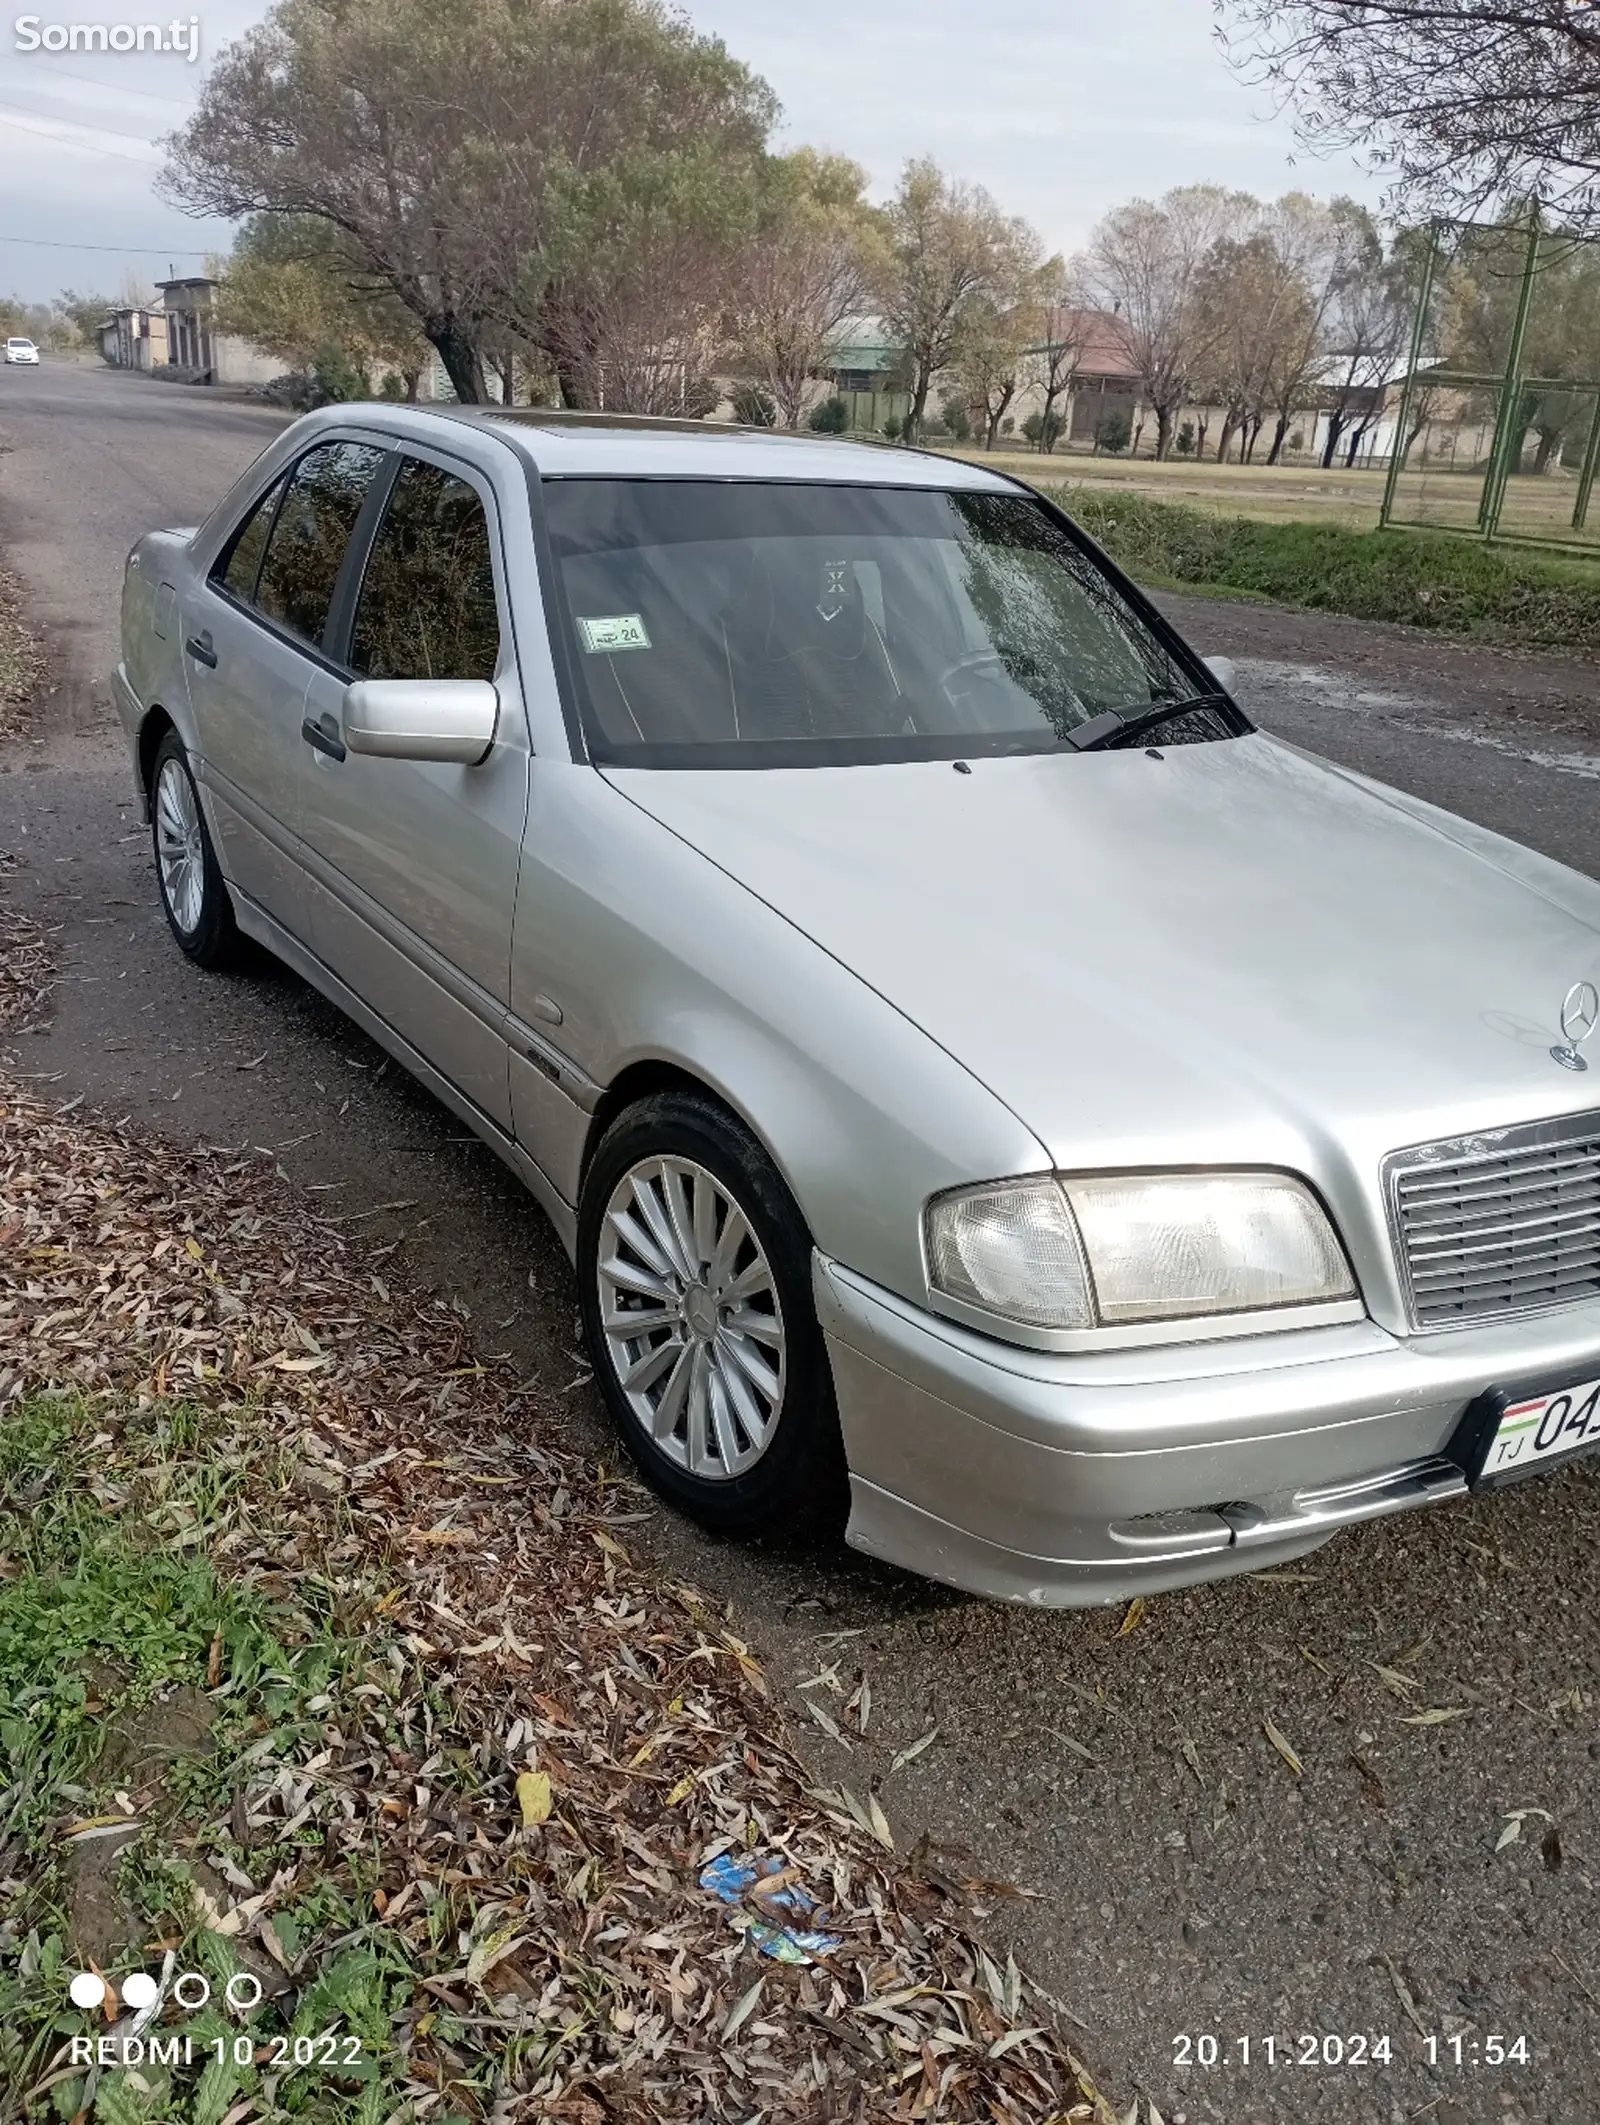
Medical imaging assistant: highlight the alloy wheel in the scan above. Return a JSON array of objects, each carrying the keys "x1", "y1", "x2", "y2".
[
  {"x1": 596, "y1": 1154, "x2": 787, "y2": 1480},
  {"x1": 154, "y1": 756, "x2": 206, "y2": 937}
]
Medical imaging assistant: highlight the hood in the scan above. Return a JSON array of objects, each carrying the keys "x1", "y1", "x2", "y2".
[{"x1": 604, "y1": 735, "x2": 1600, "y2": 1175}]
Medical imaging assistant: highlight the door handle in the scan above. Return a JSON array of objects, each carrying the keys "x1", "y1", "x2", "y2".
[
  {"x1": 301, "y1": 713, "x2": 346, "y2": 763},
  {"x1": 185, "y1": 631, "x2": 218, "y2": 669}
]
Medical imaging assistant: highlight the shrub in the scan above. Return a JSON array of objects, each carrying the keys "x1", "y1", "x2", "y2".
[
  {"x1": 882, "y1": 413, "x2": 903, "y2": 440},
  {"x1": 808, "y1": 396, "x2": 850, "y2": 434},
  {"x1": 939, "y1": 396, "x2": 971, "y2": 440},
  {"x1": 311, "y1": 343, "x2": 368, "y2": 404},
  {"x1": 730, "y1": 382, "x2": 776, "y2": 427},
  {"x1": 1022, "y1": 409, "x2": 1065, "y2": 452},
  {"x1": 1038, "y1": 481, "x2": 1600, "y2": 653},
  {"x1": 1095, "y1": 410, "x2": 1132, "y2": 456},
  {"x1": 1175, "y1": 419, "x2": 1196, "y2": 458}
]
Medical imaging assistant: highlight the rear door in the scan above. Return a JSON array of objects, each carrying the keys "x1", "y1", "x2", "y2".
[
  {"x1": 299, "y1": 443, "x2": 528, "y2": 1130},
  {"x1": 181, "y1": 437, "x2": 386, "y2": 932}
]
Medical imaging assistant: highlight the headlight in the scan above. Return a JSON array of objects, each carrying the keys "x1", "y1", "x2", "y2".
[
  {"x1": 926, "y1": 1171, "x2": 1355, "y2": 1333},
  {"x1": 924, "y1": 1178, "x2": 1094, "y2": 1329}
]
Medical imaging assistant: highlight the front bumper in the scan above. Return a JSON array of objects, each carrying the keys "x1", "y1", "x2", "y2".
[{"x1": 816, "y1": 1253, "x2": 1600, "y2": 1606}]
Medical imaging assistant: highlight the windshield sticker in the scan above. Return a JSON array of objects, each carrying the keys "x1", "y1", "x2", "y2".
[{"x1": 577, "y1": 613, "x2": 651, "y2": 654}]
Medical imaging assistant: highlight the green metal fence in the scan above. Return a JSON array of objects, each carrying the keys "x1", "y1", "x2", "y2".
[{"x1": 1381, "y1": 214, "x2": 1600, "y2": 557}]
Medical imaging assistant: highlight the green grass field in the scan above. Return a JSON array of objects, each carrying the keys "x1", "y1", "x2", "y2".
[{"x1": 933, "y1": 445, "x2": 1391, "y2": 528}]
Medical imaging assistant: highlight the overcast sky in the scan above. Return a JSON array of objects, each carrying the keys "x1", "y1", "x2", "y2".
[{"x1": 0, "y1": 0, "x2": 1388, "y2": 304}]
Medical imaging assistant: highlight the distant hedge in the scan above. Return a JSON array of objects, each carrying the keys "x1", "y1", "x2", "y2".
[{"x1": 1039, "y1": 484, "x2": 1600, "y2": 656}]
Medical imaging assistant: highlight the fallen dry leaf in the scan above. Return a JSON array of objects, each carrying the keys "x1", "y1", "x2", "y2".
[{"x1": 1262, "y1": 1718, "x2": 1303, "y2": 1778}]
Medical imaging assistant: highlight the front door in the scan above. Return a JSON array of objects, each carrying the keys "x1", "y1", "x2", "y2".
[
  {"x1": 299, "y1": 447, "x2": 528, "y2": 1131},
  {"x1": 182, "y1": 439, "x2": 386, "y2": 933}
]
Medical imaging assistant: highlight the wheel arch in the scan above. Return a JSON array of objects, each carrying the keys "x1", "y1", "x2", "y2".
[
  {"x1": 580, "y1": 1058, "x2": 790, "y2": 1207},
  {"x1": 137, "y1": 703, "x2": 178, "y2": 803}
]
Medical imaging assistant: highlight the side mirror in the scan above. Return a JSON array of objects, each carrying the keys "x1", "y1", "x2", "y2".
[
  {"x1": 342, "y1": 679, "x2": 499, "y2": 765},
  {"x1": 1204, "y1": 655, "x2": 1238, "y2": 697}
]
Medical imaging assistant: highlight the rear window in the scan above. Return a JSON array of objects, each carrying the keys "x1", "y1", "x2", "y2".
[
  {"x1": 254, "y1": 441, "x2": 385, "y2": 648},
  {"x1": 542, "y1": 479, "x2": 1204, "y2": 768}
]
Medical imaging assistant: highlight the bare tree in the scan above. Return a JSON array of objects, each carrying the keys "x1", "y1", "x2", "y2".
[
  {"x1": 733, "y1": 152, "x2": 886, "y2": 429},
  {"x1": 878, "y1": 159, "x2": 1045, "y2": 446},
  {"x1": 1218, "y1": 1, "x2": 1600, "y2": 233},
  {"x1": 1315, "y1": 211, "x2": 1419, "y2": 466},
  {"x1": 1032, "y1": 283, "x2": 1094, "y2": 452},
  {"x1": 1084, "y1": 185, "x2": 1253, "y2": 458}
]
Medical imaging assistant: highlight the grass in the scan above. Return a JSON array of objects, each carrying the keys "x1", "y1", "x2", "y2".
[
  {"x1": 936, "y1": 444, "x2": 1390, "y2": 529},
  {"x1": 1033, "y1": 482, "x2": 1600, "y2": 654},
  {"x1": 0, "y1": 1391, "x2": 434, "y2": 2122}
]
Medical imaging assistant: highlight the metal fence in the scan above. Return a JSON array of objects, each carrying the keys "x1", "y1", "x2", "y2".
[{"x1": 1381, "y1": 215, "x2": 1600, "y2": 557}]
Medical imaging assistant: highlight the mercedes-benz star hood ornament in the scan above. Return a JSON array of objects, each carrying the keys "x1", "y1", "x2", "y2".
[{"x1": 1551, "y1": 981, "x2": 1600, "y2": 1071}]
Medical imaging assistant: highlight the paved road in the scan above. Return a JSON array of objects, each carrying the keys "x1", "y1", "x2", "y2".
[{"x1": 3, "y1": 362, "x2": 1597, "y2": 2125}]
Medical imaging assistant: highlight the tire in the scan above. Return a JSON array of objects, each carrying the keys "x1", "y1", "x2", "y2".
[
  {"x1": 150, "y1": 730, "x2": 242, "y2": 969},
  {"x1": 577, "y1": 1089, "x2": 846, "y2": 1535}
]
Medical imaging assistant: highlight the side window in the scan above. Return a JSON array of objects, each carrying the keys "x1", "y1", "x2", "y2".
[
  {"x1": 350, "y1": 457, "x2": 501, "y2": 681},
  {"x1": 255, "y1": 441, "x2": 386, "y2": 648},
  {"x1": 212, "y1": 474, "x2": 287, "y2": 603}
]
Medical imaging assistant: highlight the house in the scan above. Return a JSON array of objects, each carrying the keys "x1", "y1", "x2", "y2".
[
  {"x1": 154, "y1": 276, "x2": 280, "y2": 387},
  {"x1": 100, "y1": 304, "x2": 168, "y2": 371},
  {"x1": 1030, "y1": 309, "x2": 1143, "y2": 443},
  {"x1": 821, "y1": 325, "x2": 909, "y2": 432}
]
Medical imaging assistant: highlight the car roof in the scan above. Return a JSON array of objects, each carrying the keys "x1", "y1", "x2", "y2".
[{"x1": 353, "y1": 404, "x2": 1019, "y2": 491}]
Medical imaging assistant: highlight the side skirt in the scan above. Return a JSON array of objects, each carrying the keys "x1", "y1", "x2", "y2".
[{"x1": 233, "y1": 893, "x2": 578, "y2": 1261}]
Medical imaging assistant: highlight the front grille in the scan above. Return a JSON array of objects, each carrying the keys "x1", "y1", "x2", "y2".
[{"x1": 1389, "y1": 1112, "x2": 1600, "y2": 1328}]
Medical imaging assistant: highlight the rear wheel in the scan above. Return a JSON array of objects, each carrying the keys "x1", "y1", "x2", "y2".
[
  {"x1": 151, "y1": 731, "x2": 241, "y2": 969},
  {"x1": 577, "y1": 1090, "x2": 845, "y2": 1534}
]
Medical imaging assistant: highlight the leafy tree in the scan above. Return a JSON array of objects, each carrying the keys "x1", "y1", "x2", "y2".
[
  {"x1": 217, "y1": 215, "x2": 430, "y2": 392},
  {"x1": 535, "y1": 139, "x2": 762, "y2": 414},
  {"x1": 162, "y1": 0, "x2": 775, "y2": 403},
  {"x1": 733, "y1": 150, "x2": 887, "y2": 430},
  {"x1": 952, "y1": 263, "x2": 1061, "y2": 449},
  {"x1": 877, "y1": 158, "x2": 1044, "y2": 446},
  {"x1": 52, "y1": 289, "x2": 117, "y2": 348},
  {"x1": 1220, "y1": 2, "x2": 1600, "y2": 235}
]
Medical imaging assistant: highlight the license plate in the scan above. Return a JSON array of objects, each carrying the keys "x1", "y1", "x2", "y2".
[{"x1": 1465, "y1": 1373, "x2": 1600, "y2": 1486}]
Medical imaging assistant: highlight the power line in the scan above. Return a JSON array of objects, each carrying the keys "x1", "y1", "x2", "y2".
[
  {"x1": 0, "y1": 59, "x2": 196, "y2": 109},
  {"x1": 0, "y1": 107, "x2": 162, "y2": 163},
  {"x1": 0, "y1": 234, "x2": 210, "y2": 254}
]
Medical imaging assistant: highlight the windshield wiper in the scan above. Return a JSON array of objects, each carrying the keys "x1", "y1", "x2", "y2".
[{"x1": 1065, "y1": 692, "x2": 1234, "y2": 753}]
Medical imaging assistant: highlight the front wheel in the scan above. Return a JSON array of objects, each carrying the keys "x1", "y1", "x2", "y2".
[
  {"x1": 151, "y1": 731, "x2": 241, "y2": 969},
  {"x1": 577, "y1": 1090, "x2": 845, "y2": 1535}
]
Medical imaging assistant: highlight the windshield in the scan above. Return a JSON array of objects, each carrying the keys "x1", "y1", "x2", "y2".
[
  {"x1": 7, "y1": 339, "x2": 33, "y2": 349},
  {"x1": 542, "y1": 479, "x2": 1221, "y2": 767}
]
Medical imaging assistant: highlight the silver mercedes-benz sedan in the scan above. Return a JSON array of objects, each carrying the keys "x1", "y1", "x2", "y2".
[{"x1": 116, "y1": 406, "x2": 1600, "y2": 1605}]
